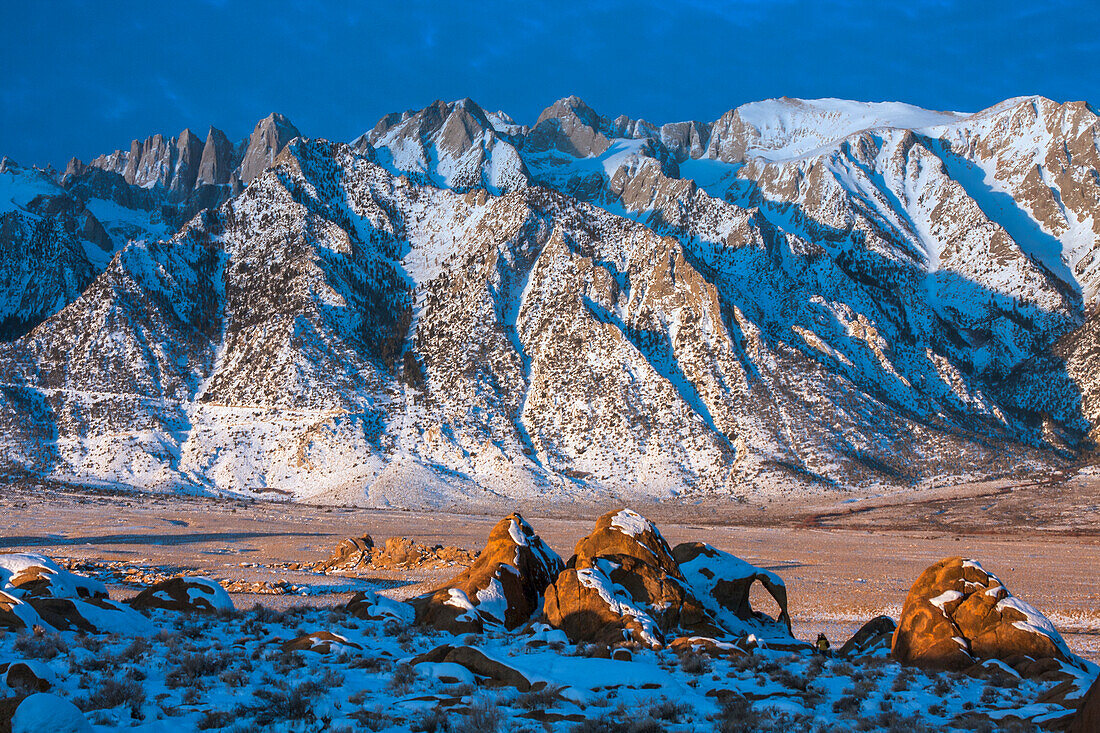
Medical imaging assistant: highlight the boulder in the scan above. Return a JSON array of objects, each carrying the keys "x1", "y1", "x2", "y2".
[
  {"x1": 839, "y1": 616, "x2": 896, "y2": 658},
  {"x1": 668, "y1": 636, "x2": 750, "y2": 659},
  {"x1": 0, "y1": 554, "x2": 153, "y2": 636},
  {"x1": 573, "y1": 508, "x2": 682, "y2": 576},
  {"x1": 320, "y1": 535, "x2": 374, "y2": 572},
  {"x1": 344, "y1": 590, "x2": 414, "y2": 624},
  {"x1": 1069, "y1": 674, "x2": 1100, "y2": 733},
  {"x1": 411, "y1": 645, "x2": 536, "y2": 691},
  {"x1": 411, "y1": 513, "x2": 564, "y2": 633},
  {"x1": 0, "y1": 591, "x2": 32, "y2": 631},
  {"x1": 543, "y1": 509, "x2": 714, "y2": 647},
  {"x1": 892, "y1": 557, "x2": 1079, "y2": 671},
  {"x1": 281, "y1": 631, "x2": 362, "y2": 655},
  {"x1": 11, "y1": 693, "x2": 92, "y2": 733},
  {"x1": 129, "y1": 577, "x2": 234, "y2": 614},
  {"x1": 673, "y1": 542, "x2": 793, "y2": 640},
  {"x1": 0, "y1": 662, "x2": 53, "y2": 696}
]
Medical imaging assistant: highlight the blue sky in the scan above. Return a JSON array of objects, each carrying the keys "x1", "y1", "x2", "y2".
[{"x1": 3, "y1": 1, "x2": 1099, "y2": 168}]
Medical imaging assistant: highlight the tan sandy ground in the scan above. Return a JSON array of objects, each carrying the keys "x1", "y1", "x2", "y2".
[{"x1": 1, "y1": 473, "x2": 1098, "y2": 661}]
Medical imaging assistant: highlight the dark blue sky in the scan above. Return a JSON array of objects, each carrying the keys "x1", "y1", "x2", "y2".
[{"x1": 4, "y1": 1, "x2": 1099, "y2": 168}]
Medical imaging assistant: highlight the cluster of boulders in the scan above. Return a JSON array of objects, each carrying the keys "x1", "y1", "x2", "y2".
[
  {"x1": 0, "y1": 554, "x2": 236, "y2": 636},
  {"x1": 403, "y1": 509, "x2": 798, "y2": 654},
  {"x1": 320, "y1": 535, "x2": 477, "y2": 572},
  {"x1": 0, "y1": 554, "x2": 153, "y2": 635},
  {"x1": 333, "y1": 507, "x2": 1096, "y2": 726},
  {"x1": 57, "y1": 559, "x2": 176, "y2": 589}
]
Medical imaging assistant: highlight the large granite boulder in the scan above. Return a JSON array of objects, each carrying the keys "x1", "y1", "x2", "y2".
[
  {"x1": 673, "y1": 542, "x2": 793, "y2": 641},
  {"x1": 411, "y1": 513, "x2": 564, "y2": 633},
  {"x1": 129, "y1": 577, "x2": 234, "y2": 614},
  {"x1": 892, "y1": 557, "x2": 1079, "y2": 671},
  {"x1": 0, "y1": 554, "x2": 153, "y2": 635},
  {"x1": 543, "y1": 509, "x2": 716, "y2": 647}
]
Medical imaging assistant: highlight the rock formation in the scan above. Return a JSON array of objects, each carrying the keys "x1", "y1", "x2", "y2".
[
  {"x1": 543, "y1": 510, "x2": 802, "y2": 649},
  {"x1": 543, "y1": 509, "x2": 716, "y2": 647},
  {"x1": 891, "y1": 557, "x2": 1080, "y2": 671},
  {"x1": 839, "y1": 616, "x2": 897, "y2": 658},
  {"x1": 0, "y1": 554, "x2": 152, "y2": 635},
  {"x1": 320, "y1": 535, "x2": 375, "y2": 572},
  {"x1": 411, "y1": 513, "x2": 563, "y2": 633},
  {"x1": 128, "y1": 577, "x2": 234, "y2": 614},
  {"x1": 673, "y1": 541, "x2": 792, "y2": 638}
]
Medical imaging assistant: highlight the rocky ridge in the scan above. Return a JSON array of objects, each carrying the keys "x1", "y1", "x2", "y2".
[{"x1": 1, "y1": 95, "x2": 1100, "y2": 505}]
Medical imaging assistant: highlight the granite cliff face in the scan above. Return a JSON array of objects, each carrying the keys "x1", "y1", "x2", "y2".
[{"x1": 1, "y1": 95, "x2": 1099, "y2": 506}]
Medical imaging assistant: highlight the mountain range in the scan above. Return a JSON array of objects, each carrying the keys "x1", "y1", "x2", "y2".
[{"x1": 2, "y1": 94, "x2": 1099, "y2": 508}]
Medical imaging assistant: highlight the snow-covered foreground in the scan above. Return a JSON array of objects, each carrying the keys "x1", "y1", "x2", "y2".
[{"x1": 1, "y1": 596, "x2": 1095, "y2": 732}]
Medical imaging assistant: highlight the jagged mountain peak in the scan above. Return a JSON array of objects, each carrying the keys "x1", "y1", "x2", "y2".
[
  {"x1": 364, "y1": 97, "x2": 528, "y2": 193},
  {"x1": 536, "y1": 95, "x2": 602, "y2": 126},
  {"x1": 240, "y1": 113, "x2": 301, "y2": 184}
]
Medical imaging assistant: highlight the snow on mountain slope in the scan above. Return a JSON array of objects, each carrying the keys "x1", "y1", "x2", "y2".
[
  {"x1": 363, "y1": 99, "x2": 529, "y2": 193},
  {"x1": 727, "y1": 97, "x2": 968, "y2": 162},
  {"x1": 0, "y1": 160, "x2": 113, "y2": 340},
  {"x1": 1, "y1": 95, "x2": 1099, "y2": 506}
]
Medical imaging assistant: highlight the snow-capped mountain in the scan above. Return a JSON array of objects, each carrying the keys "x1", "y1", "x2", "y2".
[{"x1": 1, "y1": 94, "x2": 1098, "y2": 507}]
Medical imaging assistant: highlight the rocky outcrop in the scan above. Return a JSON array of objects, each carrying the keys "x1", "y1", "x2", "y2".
[
  {"x1": 322, "y1": 536, "x2": 476, "y2": 572},
  {"x1": 320, "y1": 535, "x2": 374, "y2": 571},
  {"x1": 411, "y1": 513, "x2": 563, "y2": 633},
  {"x1": 281, "y1": 631, "x2": 362, "y2": 655},
  {"x1": 196, "y1": 126, "x2": 236, "y2": 187},
  {"x1": 839, "y1": 616, "x2": 897, "y2": 658},
  {"x1": 75, "y1": 112, "x2": 295, "y2": 198},
  {"x1": 543, "y1": 509, "x2": 716, "y2": 647},
  {"x1": 129, "y1": 576, "x2": 234, "y2": 614},
  {"x1": 366, "y1": 98, "x2": 528, "y2": 192},
  {"x1": 672, "y1": 542, "x2": 793, "y2": 640},
  {"x1": 0, "y1": 554, "x2": 153, "y2": 635},
  {"x1": 891, "y1": 557, "x2": 1079, "y2": 671},
  {"x1": 527, "y1": 95, "x2": 612, "y2": 157},
  {"x1": 543, "y1": 511, "x2": 808, "y2": 650},
  {"x1": 239, "y1": 113, "x2": 300, "y2": 185}
]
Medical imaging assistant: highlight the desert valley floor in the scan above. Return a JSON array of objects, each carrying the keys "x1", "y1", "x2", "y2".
[
  {"x1": 3, "y1": 474, "x2": 1098, "y2": 663},
  {"x1": 2, "y1": 474, "x2": 1099, "y2": 732}
]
